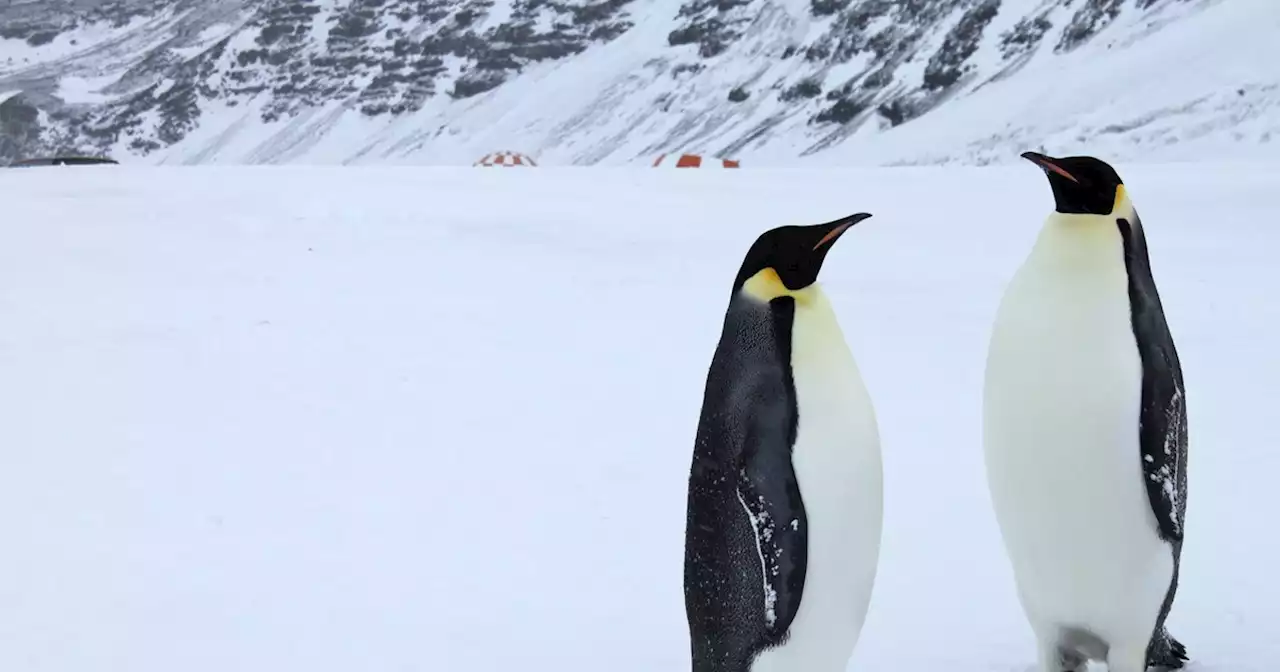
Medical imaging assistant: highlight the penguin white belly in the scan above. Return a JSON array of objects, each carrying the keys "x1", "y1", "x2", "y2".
[
  {"x1": 983, "y1": 223, "x2": 1172, "y2": 649},
  {"x1": 752, "y1": 291, "x2": 883, "y2": 672}
]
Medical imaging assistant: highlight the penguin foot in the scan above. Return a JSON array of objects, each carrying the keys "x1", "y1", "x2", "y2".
[
  {"x1": 1146, "y1": 629, "x2": 1189, "y2": 670},
  {"x1": 1035, "y1": 639, "x2": 1086, "y2": 672}
]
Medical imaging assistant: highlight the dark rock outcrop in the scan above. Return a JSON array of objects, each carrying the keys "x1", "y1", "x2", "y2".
[{"x1": 0, "y1": 0, "x2": 1190, "y2": 162}]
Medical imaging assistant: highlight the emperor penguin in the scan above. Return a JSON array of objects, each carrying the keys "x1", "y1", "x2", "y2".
[
  {"x1": 683, "y1": 213, "x2": 883, "y2": 672},
  {"x1": 983, "y1": 152, "x2": 1190, "y2": 672}
]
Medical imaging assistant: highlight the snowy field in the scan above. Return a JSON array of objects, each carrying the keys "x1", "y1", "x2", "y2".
[{"x1": 0, "y1": 163, "x2": 1277, "y2": 671}]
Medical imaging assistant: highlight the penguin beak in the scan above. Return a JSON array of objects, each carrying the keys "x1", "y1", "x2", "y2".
[
  {"x1": 1020, "y1": 151, "x2": 1078, "y2": 184},
  {"x1": 812, "y1": 212, "x2": 872, "y2": 251}
]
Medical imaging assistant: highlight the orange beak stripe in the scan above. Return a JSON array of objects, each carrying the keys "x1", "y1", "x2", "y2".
[
  {"x1": 1034, "y1": 158, "x2": 1079, "y2": 183},
  {"x1": 813, "y1": 222, "x2": 853, "y2": 251}
]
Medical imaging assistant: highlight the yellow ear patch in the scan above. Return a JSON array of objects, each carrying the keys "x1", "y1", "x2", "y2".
[
  {"x1": 1113, "y1": 184, "x2": 1128, "y2": 213},
  {"x1": 742, "y1": 267, "x2": 816, "y2": 304}
]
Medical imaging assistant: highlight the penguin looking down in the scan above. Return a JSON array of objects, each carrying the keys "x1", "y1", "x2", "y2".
[
  {"x1": 983, "y1": 152, "x2": 1189, "y2": 672},
  {"x1": 684, "y1": 214, "x2": 883, "y2": 672}
]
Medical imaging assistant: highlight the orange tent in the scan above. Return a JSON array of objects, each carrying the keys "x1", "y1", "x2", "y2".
[
  {"x1": 652, "y1": 153, "x2": 740, "y2": 168},
  {"x1": 474, "y1": 151, "x2": 538, "y2": 167}
]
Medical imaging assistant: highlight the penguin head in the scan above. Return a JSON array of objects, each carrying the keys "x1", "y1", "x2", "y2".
[
  {"x1": 732, "y1": 213, "x2": 871, "y2": 303},
  {"x1": 1021, "y1": 152, "x2": 1128, "y2": 216}
]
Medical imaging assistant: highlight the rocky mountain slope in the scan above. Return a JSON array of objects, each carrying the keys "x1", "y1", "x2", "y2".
[{"x1": 0, "y1": 0, "x2": 1272, "y2": 165}]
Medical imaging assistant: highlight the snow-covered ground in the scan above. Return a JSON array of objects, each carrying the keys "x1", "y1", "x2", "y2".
[{"x1": 0, "y1": 163, "x2": 1276, "y2": 671}]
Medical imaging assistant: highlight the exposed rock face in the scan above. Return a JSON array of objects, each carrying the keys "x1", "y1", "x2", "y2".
[
  {"x1": 0, "y1": 0, "x2": 1191, "y2": 164},
  {"x1": 0, "y1": 0, "x2": 638, "y2": 162}
]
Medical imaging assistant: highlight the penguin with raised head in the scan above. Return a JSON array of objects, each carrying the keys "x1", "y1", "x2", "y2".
[
  {"x1": 683, "y1": 213, "x2": 883, "y2": 672},
  {"x1": 983, "y1": 152, "x2": 1190, "y2": 672}
]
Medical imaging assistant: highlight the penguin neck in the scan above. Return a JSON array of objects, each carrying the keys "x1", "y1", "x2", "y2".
[
  {"x1": 782, "y1": 284, "x2": 839, "y2": 342},
  {"x1": 1030, "y1": 212, "x2": 1126, "y2": 273},
  {"x1": 732, "y1": 283, "x2": 857, "y2": 376},
  {"x1": 783, "y1": 284, "x2": 863, "y2": 392}
]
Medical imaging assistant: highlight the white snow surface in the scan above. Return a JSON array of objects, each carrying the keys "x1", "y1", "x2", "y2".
[
  {"x1": 54, "y1": 73, "x2": 121, "y2": 104},
  {"x1": 0, "y1": 163, "x2": 1277, "y2": 671}
]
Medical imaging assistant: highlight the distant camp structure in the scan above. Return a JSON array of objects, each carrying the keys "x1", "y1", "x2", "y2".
[
  {"x1": 474, "y1": 151, "x2": 537, "y2": 167},
  {"x1": 8, "y1": 155, "x2": 119, "y2": 167},
  {"x1": 652, "y1": 153, "x2": 740, "y2": 168}
]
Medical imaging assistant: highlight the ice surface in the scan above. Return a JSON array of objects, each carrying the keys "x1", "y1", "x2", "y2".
[{"x1": 0, "y1": 164, "x2": 1276, "y2": 671}]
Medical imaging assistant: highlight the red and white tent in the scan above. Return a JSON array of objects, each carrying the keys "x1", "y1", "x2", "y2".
[
  {"x1": 474, "y1": 151, "x2": 538, "y2": 167},
  {"x1": 652, "y1": 153, "x2": 740, "y2": 168}
]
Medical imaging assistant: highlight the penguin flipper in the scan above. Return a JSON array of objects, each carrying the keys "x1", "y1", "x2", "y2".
[
  {"x1": 737, "y1": 432, "x2": 808, "y2": 639},
  {"x1": 1121, "y1": 213, "x2": 1188, "y2": 544},
  {"x1": 1135, "y1": 326, "x2": 1188, "y2": 544}
]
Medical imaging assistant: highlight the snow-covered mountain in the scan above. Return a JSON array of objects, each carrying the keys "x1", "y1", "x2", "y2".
[{"x1": 0, "y1": 0, "x2": 1274, "y2": 166}]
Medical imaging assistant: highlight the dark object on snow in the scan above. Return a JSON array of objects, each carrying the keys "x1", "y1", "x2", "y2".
[{"x1": 8, "y1": 156, "x2": 119, "y2": 167}]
